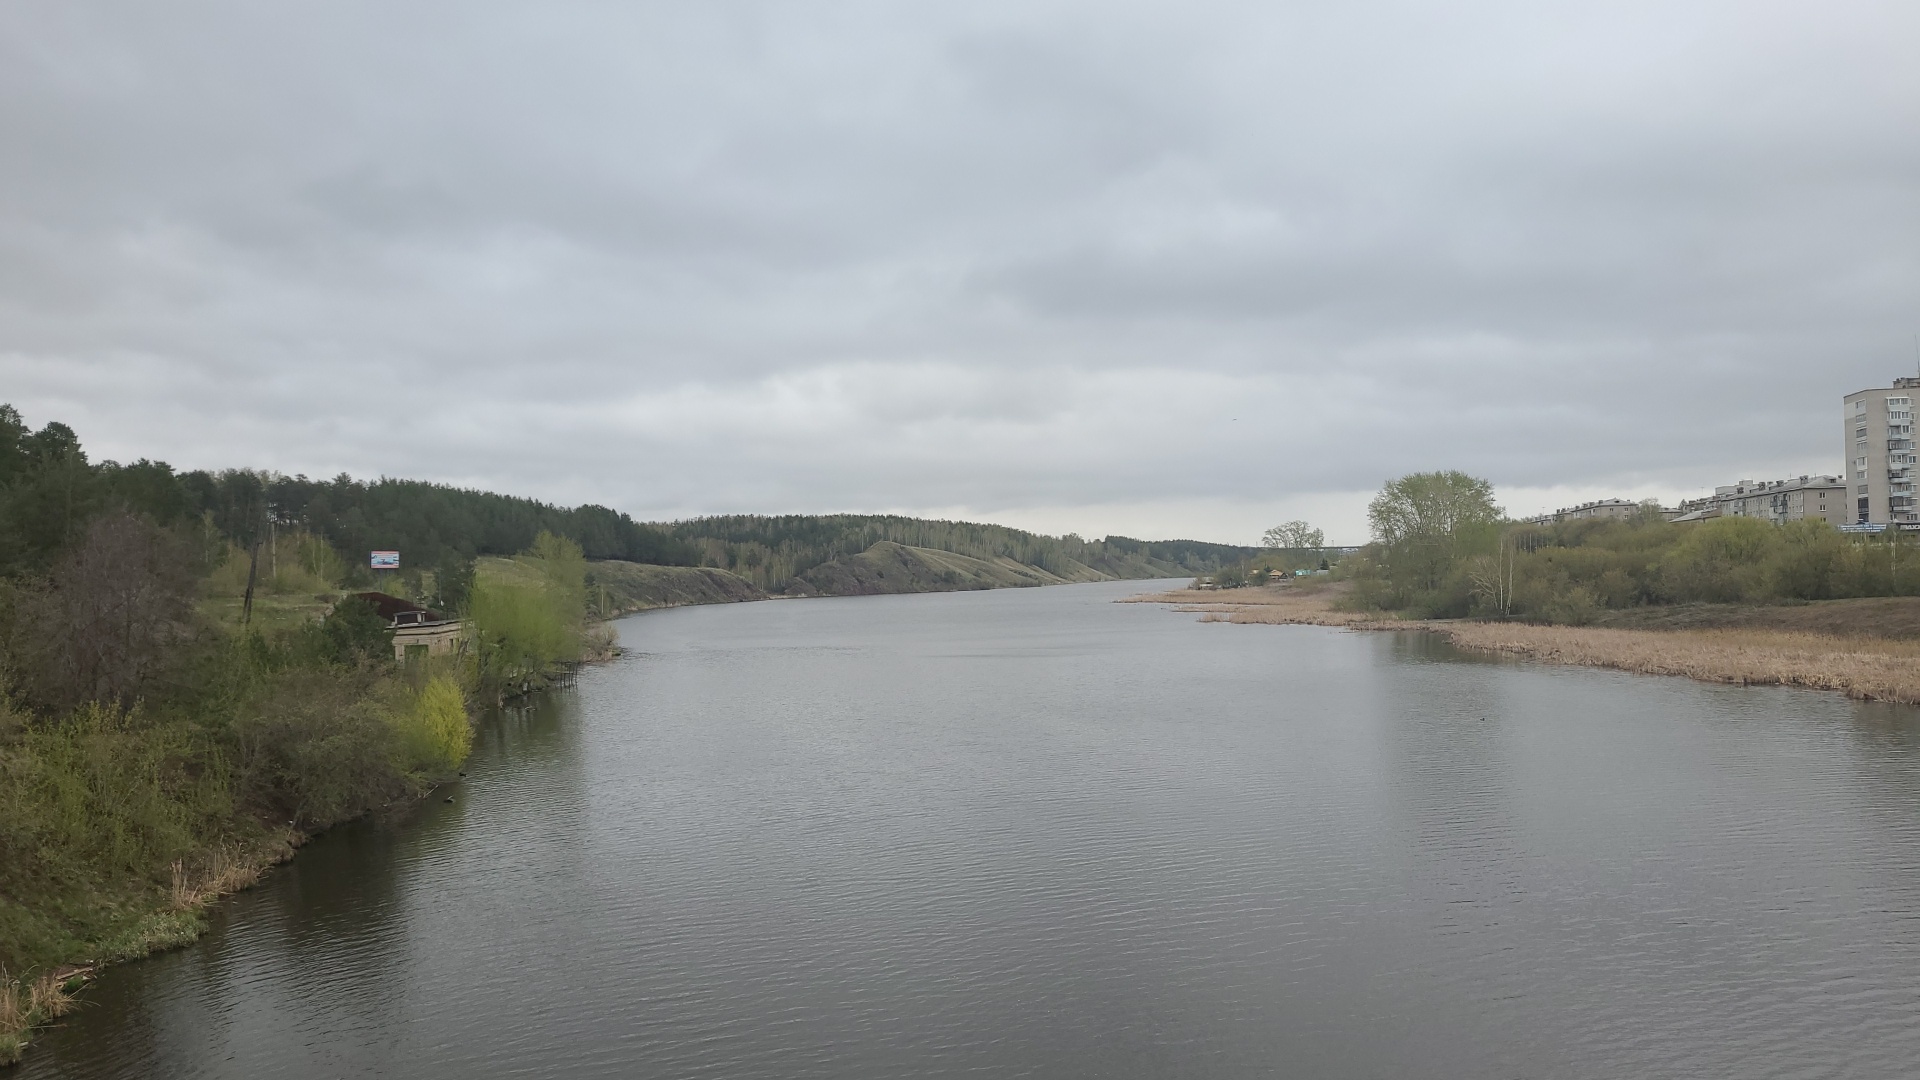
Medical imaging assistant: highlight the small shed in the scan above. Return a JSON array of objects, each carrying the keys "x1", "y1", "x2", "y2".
[{"x1": 350, "y1": 592, "x2": 468, "y2": 661}]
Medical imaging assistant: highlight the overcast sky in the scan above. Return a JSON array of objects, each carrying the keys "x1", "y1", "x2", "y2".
[{"x1": 3, "y1": 1, "x2": 1916, "y2": 544}]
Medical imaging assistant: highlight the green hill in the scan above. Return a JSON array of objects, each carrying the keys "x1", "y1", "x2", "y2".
[{"x1": 669, "y1": 514, "x2": 1252, "y2": 596}]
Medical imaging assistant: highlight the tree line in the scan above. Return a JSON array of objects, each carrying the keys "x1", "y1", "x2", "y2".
[
  {"x1": 1345, "y1": 470, "x2": 1920, "y2": 622},
  {"x1": 0, "y1": 405, "x2": 698, "y2": 588},
  {"x1": 670, "y1": 514, "x2": 1257, "y2": 592},
  {"x1": 0, "y1": 404, "x2": 598, "y2": 1057}
]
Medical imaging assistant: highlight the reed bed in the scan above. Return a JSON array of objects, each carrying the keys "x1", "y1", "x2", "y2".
[
  {"x1": 1, "y1": 968, "x2": 84, "y2": 1065},
  {"x1": 1435, "y1": 623, "x2": 1920, "y2": 704},
  {"x1": 1120, "y1": 586, "x2": 1391, "y2": 628},
  {"x1": 169, "y1": 848, "x2": 270, "y2": 913},
  {"x1": 1129, "y1": 585, "x2": 1920, "y2": 705},
  {"x1": 0, "y1": 976, "x2": 23, "y2": 1063}
]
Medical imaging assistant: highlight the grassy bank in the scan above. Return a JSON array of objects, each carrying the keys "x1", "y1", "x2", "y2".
[
  {"x1": 0, "y1": 830, "x2": 301, "y2": 1063},
  {"x1": 1129, "y1": 583, "x2": 1920, "y2": 705},
  {"x1": 0, "y1": 537, "x2": 598, "y2": 1067}
]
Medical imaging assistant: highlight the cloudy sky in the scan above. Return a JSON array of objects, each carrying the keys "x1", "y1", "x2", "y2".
[{"x1": 3, "y1": 1, "x2": 1916, "y2": 544}]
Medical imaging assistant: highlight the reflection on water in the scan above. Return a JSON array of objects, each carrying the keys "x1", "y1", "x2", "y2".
[{"x1": 22, "y1": 582, "x2": 1920, "y2": 1079}]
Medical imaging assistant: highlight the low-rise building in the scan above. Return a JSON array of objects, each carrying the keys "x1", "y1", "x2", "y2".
[
  {"x1": 1525, "y1": 498, "x2": 1675, "y2": 527},
  {"x1": 1668, "y1": 476, "x2": 1847, "y2": 527},
  {"x1": 349, "y1": 591, "x2": 469, "y2": 661},
  {"x1": 1716, "y1": 475, "x2": 1848, "y2": 527}
]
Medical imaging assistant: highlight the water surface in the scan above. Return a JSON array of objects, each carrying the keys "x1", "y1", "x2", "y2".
[{"x1": 25, "y1": 580, "x2": 1920, "y2": 1078}]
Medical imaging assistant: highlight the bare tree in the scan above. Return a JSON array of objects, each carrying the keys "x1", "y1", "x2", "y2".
[
  {"x1": 25, "y1": 511, "x2": 195, "y2": 713},
  {"x1": 1467, "y1": 532, "x2": 1519, "y2": 618}
]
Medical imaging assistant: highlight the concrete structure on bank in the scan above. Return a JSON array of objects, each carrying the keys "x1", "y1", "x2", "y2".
[
  {"x1": 1843, "y1": 377, "x2": 1920, "y2": 526},
  {"x1": 348, "y1": 592, "x2": 469, "y2": 662}
]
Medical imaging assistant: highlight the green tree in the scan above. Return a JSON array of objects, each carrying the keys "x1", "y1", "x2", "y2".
[
  {"x1": 312, "y1": 597, "x2": 394, "y2": 665},
  {"x1": 1658, "y1": 517, "x2": 1776, "y2": 602},
  {"x1": 1366, "y1": 471, "x2": 1503, "y2": 597},
  {"x1": 431, "y1": 552, "x2": 476, "y2": 613},
  {"x1": 1767, "y1": 519, "x2": 1847, "y2": 600},
  {"x1": 1261, "y1": 521, "x2": 1325, "y2": 550}
]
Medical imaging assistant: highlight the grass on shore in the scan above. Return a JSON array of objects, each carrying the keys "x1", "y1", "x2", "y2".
[
  {"x1": 1129, "y1": 583, "x2": 1920, "y2": 705},
  {"x1": 0, "y1": 835, "x2": 295, "y2": 1066}
]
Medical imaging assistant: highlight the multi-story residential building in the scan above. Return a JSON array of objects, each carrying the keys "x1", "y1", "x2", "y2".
[
  {"x1": 1669, "y1": 476, "x2": 1847, "y2": 525},
  {"x1": 1717, "y1": 476, "x2": 1848, "y2": 526},
  {"x1": 1843, "y1": 377, "x2": 1920, "y2": 526},
  {"x1": 1524, "y1": 498, "x2": 1676, "y2": 526}
]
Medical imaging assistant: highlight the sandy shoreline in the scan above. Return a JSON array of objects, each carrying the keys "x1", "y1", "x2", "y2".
[{"x1": 1125, "y1": 585, "x2": 1920, "y2": 706}]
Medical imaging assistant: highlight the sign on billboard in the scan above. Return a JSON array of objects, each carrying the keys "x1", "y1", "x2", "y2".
[{"x1": 370, "y1": 551, "x2": 400, "y2": 570}]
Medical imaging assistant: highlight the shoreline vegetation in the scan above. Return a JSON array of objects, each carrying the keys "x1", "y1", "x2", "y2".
[
  {"x1": 0, "y1": 400, "x2": 1257, "y2": 1067},
  {"x1": 1149, "y1": 470, "x2": 1920, "y2": 708},
  {"x1": 1128, "y1": 581, "x2": 1920, "y2": 706}
]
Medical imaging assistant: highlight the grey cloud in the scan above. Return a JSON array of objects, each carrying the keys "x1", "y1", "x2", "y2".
[{"x1": 1, "y1": 0, "x2": 1916, "y2": 541}]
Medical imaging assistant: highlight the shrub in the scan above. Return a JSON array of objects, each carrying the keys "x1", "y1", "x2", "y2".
[
  {"x1": 227, "y1": 668, "x2": 411, "y2": 828},
  {"x1": 1767, "y1": 520, "x2": 1847, "y2": 600},
  {"x1": 1658, "y1": 517, "x2": 1777, "y2": 603},
  {"x1": 470, "y1": 578, "x2": 575, "y2": 685},
  {"x1": 0, "y1": 701, "x2": 229, "y2": 970},
  {"x1": 393, "y1": 676, "x2": 471, "y2": 777},
  {"x1": 307, "y1": 596, "x2": 393, "y2": 665}
]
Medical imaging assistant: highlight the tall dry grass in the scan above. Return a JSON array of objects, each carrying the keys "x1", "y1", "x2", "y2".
[
  {"x1": 1128, "y1": 584, "x2": 1920, "y2": 705},
  {"x1": 0, "y1": 976, "x2": 23, "y2": 1063},
  {"x1": 169, "y1": 850, "x2": 267, "y2": 913},
  {"x1": 1437, "y1": 623, "x2": 1920, "y2": 703},
  {"x1": 1121, "y1": 584, "x2": 1395, "y2": 629},
  {"x1": 0, "y1": 967, "x2": 86, "y2": 1065}
]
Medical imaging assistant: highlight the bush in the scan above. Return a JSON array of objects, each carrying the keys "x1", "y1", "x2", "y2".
[
  {"x1": 306, "y1": 596, "x2": 393, "y2": 665},
  {"x1": 468, "y1": 532, "x2": 588, "y2": 690},
  {"x1": 227, "y1": 667, "x2": 412, "y2": 828},
  {"x1": 470, "y1": 578, "x2": 576, "y2": 685},
  {"x1": 393, "y1": 676, "x2": 471, "y2": 777},
  {"x1": 1767, "y1": 520, "x2": 1847, "y2": 600},
  {"x1": 1658, "y1": 517, "x2": 1776, "y2": 603},
  {"x1": 0, "y1": 701, "x2": 230, "y2": 971}
]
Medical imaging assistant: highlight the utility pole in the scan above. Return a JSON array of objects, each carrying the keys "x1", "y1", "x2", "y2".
[
  {"x1": 241, "y1": 502, "x2": 270, "y2": 626},
  {"x1": 242, "y1": 538, "x2": 261, "y2": 625}
]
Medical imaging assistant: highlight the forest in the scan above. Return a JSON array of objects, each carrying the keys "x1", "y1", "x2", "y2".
[
  {"x1": 0, "y1": 400, "x2": 1257, "y2": 1057},
  {"x1": 0, "y1": 405, "x2": 594, "y2": 1061},
  {"x1": 670, "y1": 514, "x2": 1253, "y2": 593}
]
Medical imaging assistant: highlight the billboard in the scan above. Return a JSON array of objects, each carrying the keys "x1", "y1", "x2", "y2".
[{"x1": 370, "y1": 550, "x2": 400, "y2": 570}]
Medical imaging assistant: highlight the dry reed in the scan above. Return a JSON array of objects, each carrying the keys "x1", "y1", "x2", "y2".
[
  {"x1": 1128, "y1": 584, "x2": 1920, "y2": 705},
  {"x1": 170, "y1": 849, "x2": 267, "y2": 912},
  {"x1": 1436, "y1": 623, "x2": 1920, "y2": 703},
  {"x1": 26, "y1": 974, "x2": 75, "y2": 1021},
  {"x1": 0, "y1": 976, "x2": 23, "y2": 1048}
]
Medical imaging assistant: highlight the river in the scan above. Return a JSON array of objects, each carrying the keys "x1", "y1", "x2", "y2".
[{"x1": 21, "y1": 580, "x2": 1920, "y2": 1078}]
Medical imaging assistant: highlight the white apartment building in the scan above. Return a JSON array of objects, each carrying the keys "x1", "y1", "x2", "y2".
[{"x1": 1842, "y1": 377, "x2": 1920, "y2": 525}]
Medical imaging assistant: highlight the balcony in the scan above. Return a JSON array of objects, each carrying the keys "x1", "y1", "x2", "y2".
[{"x1": 1891, "y1": 439, "x2": 1915, "y2": 452}]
